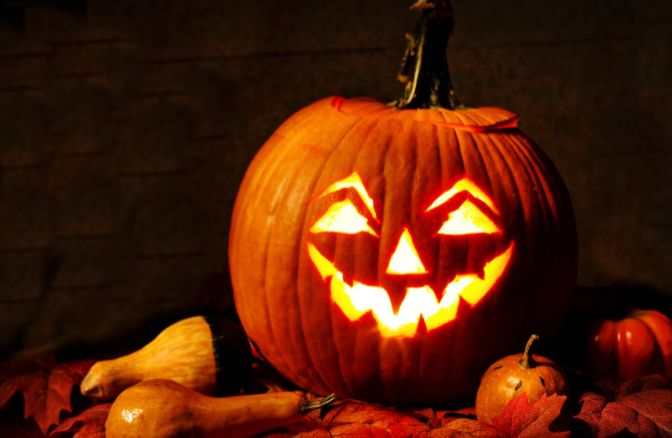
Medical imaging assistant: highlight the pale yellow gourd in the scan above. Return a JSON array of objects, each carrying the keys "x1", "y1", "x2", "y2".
[{"x1": 81, "y1": 316, "x2": 249, "y2": 400}]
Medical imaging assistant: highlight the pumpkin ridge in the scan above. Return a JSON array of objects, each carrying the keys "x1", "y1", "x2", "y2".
[
  {"x1": 509, "y1": 132, "x2": 561, "y2": 220},
  {"x1": 377, "y1": 115, "x2": 413, "y2": 400},
  {"x1": 259, "y1": 109, "x2": 325, "y2": 383},
  {"x1": 508, "y1": 131, "x2": 576, "y2": 332},
  {"x1": 616, "y1": 321, "x2": 632, "y2": 377},
  {"x1": 301, "y1": 112, "x2": 373, "y2": 396},
  {"x1": 490, "y1": 133, "x2": 530, "y2": 249},
  {"x1": 363, "y1": 118, "x2": 403, "y2": 399},
  {"x1": 405, "y1": 122, "x2": 422, "y2": 392},
  {"x1": 235, "y1": 110, "x2": 323, "y2": 379},
  {"x1": 249, "y1": 104, "x2": 348, "y2": 390},
  {"x1": 263, "y1": 104, "x2": 344, "y2": 382},
  {"x1": 338, "y1": 114, "x2": 391, "y2": 398},
  {"x1": 500, "y1": 133, "x2": 550, "y2": 236},
  {"x1": 474, "y1": 131, "x2": 523, "y2": 310},
  {"x1": 467, "y1": 129, "x2": 495, "y2": 273},
  {"x1": 638, "y1": 311, "x2": 672, "y2": 376},
  {"x1": 426, "y1": 122, "x2": 443, "y2": 289},
  {"x1": 503, "y1": 134, "x2": 554, "y2": 311},
  {"x1": 638, "y1": 317, "x2": 667, "y2": 374},
  {"x1": 416, "y1": 121, "x2": 443, "y2": 389},
  {"x1": 416, "y1": 121, "x2": 441, "y2": 388},
  {"x1": 487, "y1": 130, "x2": 550, "y2": 341},
  {"x1": 328, "y1": 111, "x2": 392, "y2": 394},
  {"x1": 456, "y1": 129, "x2": 476, "y2": 323},
  {"x1": 512, "y1": 134, "x2": 559, "y2": 234},
  {"x1": 376, "y1": 118, "x2": 418, "y2": 400},
  {"x1": 506, "y1": 131, "x2": 575, "y2": 275},
  {"x1": 371, "y1": 118, "x2": 395, "y2": 401},
  {"x1": 280, "y1": 153, "x2": 334, "y2": 393}
]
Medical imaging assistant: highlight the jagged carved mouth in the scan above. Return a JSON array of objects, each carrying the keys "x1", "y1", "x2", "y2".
[{"x1": 307, "y1": 243, "x2": 514, "y2": 337}]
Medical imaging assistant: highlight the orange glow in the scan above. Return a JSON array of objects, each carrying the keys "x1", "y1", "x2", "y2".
[
  {"x1": 317, "y1": 173, "x2": 378, "y2": 220},
  {"x1": 426, "y1": 178, "x2": 499, "y2": 215},
  {"x1": 307, "y1": 242, "x2": 515, "y2": 337},
  {"x1": 310, "y1": 199, "x2": 378, "y2": 236},
  {"x1": 437, "y1": 200, "x2": 501, "y2": 235},
  {"x1": 386, "y1": 228, "x2": 427, "y2": 274}
]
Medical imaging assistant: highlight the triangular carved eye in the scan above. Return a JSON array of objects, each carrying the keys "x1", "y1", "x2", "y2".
[
  {"x1": 310, "y1": 199, "x2": 378, "y2": 236},
  {"x1": 437, "y1": 200, "x2": 501, "y2": 235}
]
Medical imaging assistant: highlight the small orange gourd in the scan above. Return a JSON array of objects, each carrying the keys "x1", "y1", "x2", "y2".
[{"x1": 475, "y1": 335, "x2": 567, "y2": 424}]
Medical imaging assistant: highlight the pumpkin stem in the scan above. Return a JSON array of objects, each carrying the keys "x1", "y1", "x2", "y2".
[
  {"x1": 394, "y1": 0, "x2": 461, "y2": 109},
  {"x1": 299, "y1": 393, "x2": 336, "y2": 414},
  {"x1": 519, "y1": 334, "x2": 539, "y2": 369}
]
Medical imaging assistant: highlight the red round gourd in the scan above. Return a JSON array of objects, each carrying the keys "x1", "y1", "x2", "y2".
[
  {"x1": 587, "y1": 309, "x2": 672, "y2": 380},
  {"x1": 229, "y1": 1, "x2": 576, "y2": 404}
]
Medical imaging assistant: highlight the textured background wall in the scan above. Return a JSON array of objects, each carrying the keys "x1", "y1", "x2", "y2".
[{"x1": 0, "y1": 0, "x2": 670, "y2": 358}]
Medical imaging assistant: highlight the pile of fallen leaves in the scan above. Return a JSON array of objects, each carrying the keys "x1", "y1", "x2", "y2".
[
  {"x1": 0, "y1": 356, "x2": 94, "y2": 437},
  {"x1": 0, "y1": 355, "x2": 670, "y2": 437}
]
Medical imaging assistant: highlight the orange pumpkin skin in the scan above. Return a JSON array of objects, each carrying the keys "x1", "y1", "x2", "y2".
[
  {"x1": 587, "y1": 309, "x2": 672, "y2": 380},
  {"x1": 229, "y1": 97, "x2": 576, "y2": 404}
]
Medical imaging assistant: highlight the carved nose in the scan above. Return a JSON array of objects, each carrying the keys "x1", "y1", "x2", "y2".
[{"x1": 386, "y1": 228, "x2": 428, "y2": 275}]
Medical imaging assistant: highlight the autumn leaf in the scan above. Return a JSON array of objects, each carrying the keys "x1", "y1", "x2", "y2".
[
  {"x1": 0, "y1": 358, "x2": 94, "y2": 434},
  {"x1": 434, "y1": 407, "x2": 477, "y2": 427},
  {"x1": 575, "y1": 375, "x2": 672, "y2": 437},
  {"x1": 617, "y1": 373, "x2": 671, "y2": 396},
  {"x1": 413, "y1": 406, "x2": 477, "y2": 428},
  {"x1": 50, "y1": 403, "x2": 110, "y2": 438},
  {"x1": 0, "y1": 356, "x2": 54, "y2": 383},
  {"x1": 322, "y1": 400, "x2": 429, "y2": 436},
  {"x1": 290, "y1": 432, "x2": 331, "y2": 438},
  {"x1": 425, "y1": 418, "x2": 498, "y2": 437},
  {"x1": 491, "y1": 393, "x2": 570, "y2": 438},
  {"x1": 272, "y1": 400, "x2": 495, "y2": 437}
]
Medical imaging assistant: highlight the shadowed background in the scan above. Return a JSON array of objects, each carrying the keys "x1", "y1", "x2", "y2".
[{"x1": 0, "y1": 0, "x2": 670, "y2": 358}]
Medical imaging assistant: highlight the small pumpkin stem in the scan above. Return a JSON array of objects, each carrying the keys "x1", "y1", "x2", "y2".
[
  {"x1": 394, "y1": 0, "x2": 461, "y2": 109},
  {"x1": 519, "y1": 334, "x2": 539, "y2": 370},
  {"x1": 299, "y1": 393, "x2": 336, "y2": 414}
]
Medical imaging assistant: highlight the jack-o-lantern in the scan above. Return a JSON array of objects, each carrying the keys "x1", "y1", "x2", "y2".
[{"x1": 230, "y1": 0, "x2": 576, "y2": 404}]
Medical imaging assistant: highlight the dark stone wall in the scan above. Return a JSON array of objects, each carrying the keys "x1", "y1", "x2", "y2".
[{"x1": 0, "y1": 0, "x2": 670, "y2": 357}]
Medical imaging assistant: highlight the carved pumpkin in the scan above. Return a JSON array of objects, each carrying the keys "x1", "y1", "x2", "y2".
[
  {"x1": 586, "y1": 309, "x2": 672, "y2": 380},
  {"x1": 229, "y1": 0, "x2": 576, "y2": 404}
]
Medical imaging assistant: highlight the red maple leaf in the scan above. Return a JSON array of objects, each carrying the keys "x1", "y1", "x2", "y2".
[
  {"x1": 491, "y1": 393, "x2": 570, "y2": 438},
  {"x1": 0, "y1": 357, "x2": 94, "y2": 434},
  {"x1": 575, "y1": 374, "x2": 672, "y2": 437},
  {"x1": 50, "y1": 403, "x2": 111, "y2": 438}
]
